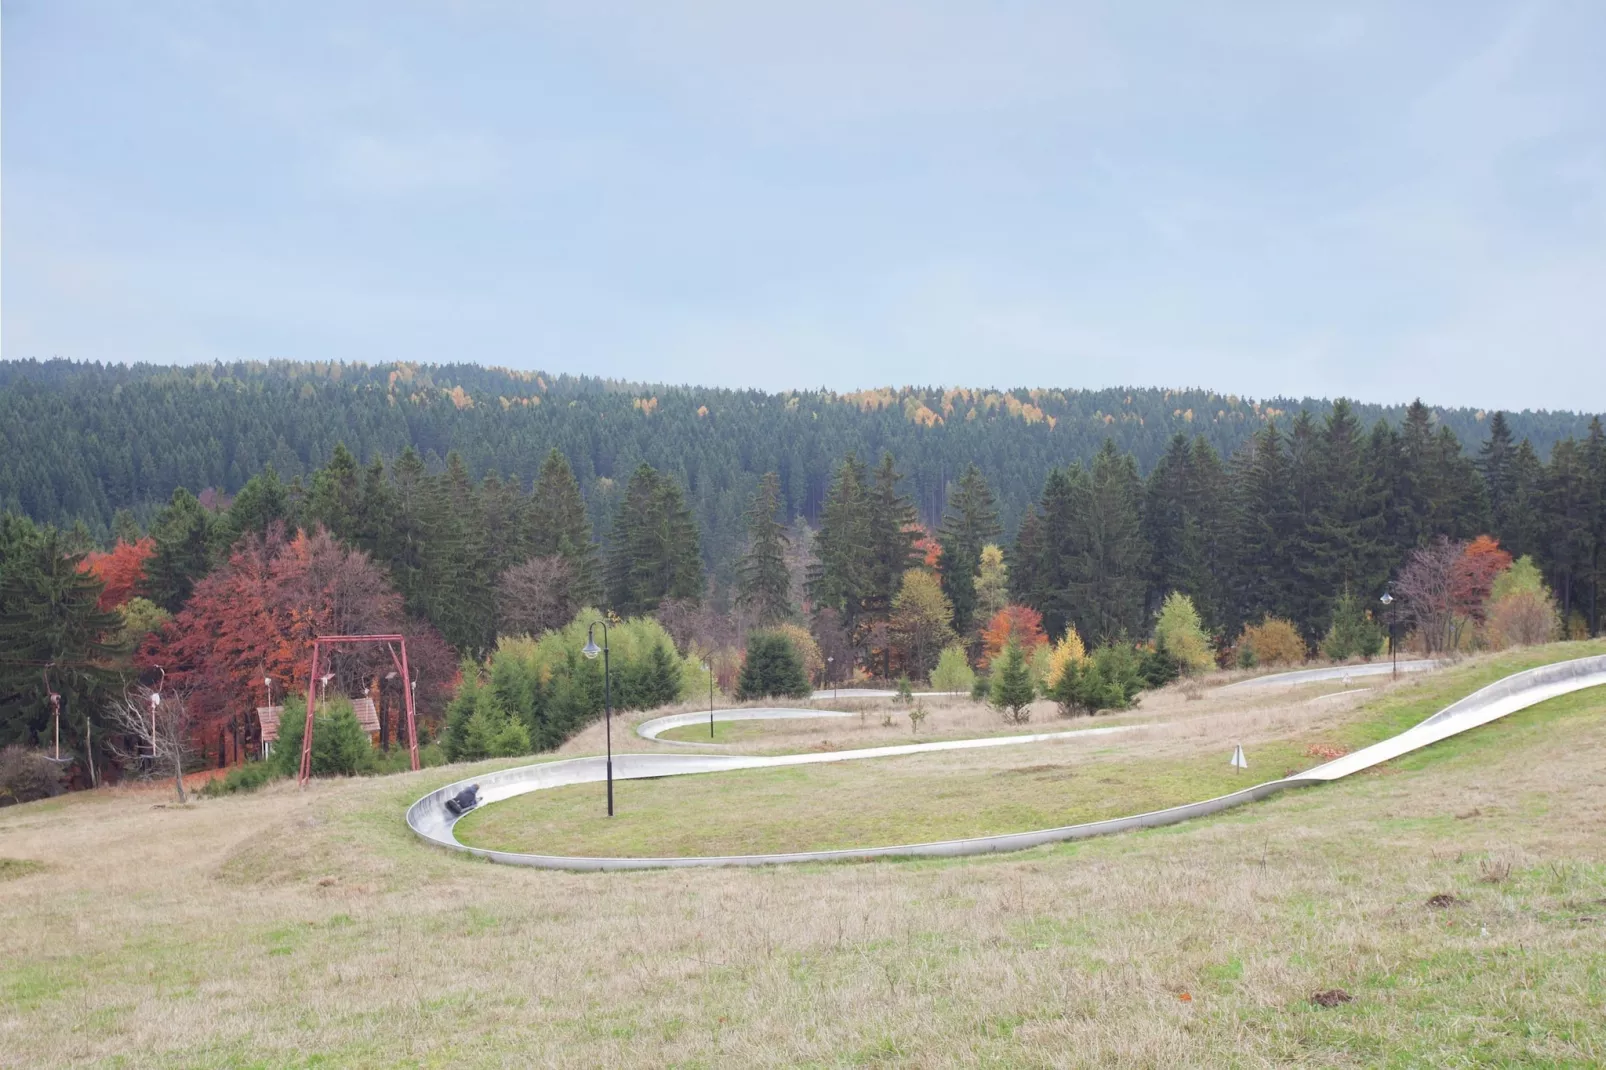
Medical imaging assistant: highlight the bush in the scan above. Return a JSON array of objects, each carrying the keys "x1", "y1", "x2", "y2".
[
  {"x1": 1238, "y1": 617, "x2": 1307, "y2": 667},
  {"x1": 895, "y1": 675, "x2": 914, "y2": 703},
  {"x1": 1321, "y1": 589, "x2": 1384, "y2": 661},
  {"x1": 617, "y1": 641, "x2": 683, "y2": 711},
  {"x1": 446, "y1": 666, "x2": 532, "y2": 762},
  {"x1": 1139, "y1": 644, "x2": 1180, "y2": 689},
  {"x1": 736, "y1": 631, "x2": 811, "y2": 700},
  {"x1": 1153, "y1": 593, "x2": 1213, "y2": 675},
  {"x1": 1052, "y1": 642, "x2": 1149, "y2": 715},
  {"x1": 930, "y1": 644, "x2": 975, "y2": 694},
  {"x1": 989, "y1": 641, "x2": 1036, "y2": 724},
  {"x1": 273, "y1": 696, "x2": 372, "y2": 777},
  {"x1": 199, "y1": 760, "x2": 281, "y2": 797},
  {"x1": 970, "y1": 673, "x2": 991, "y2": 703},
  {"x1": 1485, "y1": 588, "x2": 1558, "y2": 648},
  {"x1": 0, "y1": 745, "x2": 66, "y2": 807}
]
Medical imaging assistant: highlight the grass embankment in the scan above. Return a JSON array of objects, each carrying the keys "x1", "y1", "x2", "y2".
[
  {"x1": 2, "y1": 645, "x2": 1605, "y2": 1066},
  {"x1": 459, "y1": 642, "x2": 1606, "y2": 858}
]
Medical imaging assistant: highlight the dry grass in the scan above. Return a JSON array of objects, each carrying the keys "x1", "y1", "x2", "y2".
[{"x1": 2, "y1": 645, "x2": 1605, "y2": 1068}]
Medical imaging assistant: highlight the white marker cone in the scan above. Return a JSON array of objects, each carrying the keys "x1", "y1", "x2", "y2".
[{"x1": 1230, "y1": 744, "x2": 1248, "y2": 771}]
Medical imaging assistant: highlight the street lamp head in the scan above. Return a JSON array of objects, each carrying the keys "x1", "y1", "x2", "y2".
[
  {"x1": 320, "y1": 673, "x2": 335, "y2": 685},
  {"x1": 263, "y1": 677, "x2": 273, "y2": 687},
  {"x1": 582, "y1": 639, "x2": 601, "y2": 660},
  {"x1": 385, "y1": 671, "x2": 397, "y2": 680},
  {"x1": 1379, "y1": 592, "x2": 1394, "y2": 605}
]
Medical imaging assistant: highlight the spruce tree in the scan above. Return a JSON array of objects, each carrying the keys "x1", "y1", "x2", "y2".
[
  {"x1": 529, "y1": 449, "x2": 599, "y2": 606},
  {"x1": 736, "y1": 472, "x2": 792, "y2": 624},
  {"x1": 936, "y1": 464, "x2": 1001, "y2": 637},
  {"x1": 808, "y1": 453, "x2": 871, "y2": 638},
  {"x1": 606, "y1": 464, "x2": 702, "y2": 615},
  {"x1": 863, "y1": 454, "x2": 919, "y2": 676},
  {"x1": 989, "y1": 641, "x2": 1035, "y2": 724},
  {"x1": 305, "y1": 442, "x2": 361, "y2": 543},
  {"x1": 143, "y1": 487, "x2": 213, "y2": 612},
  {"x1": 1069, "y1": 441, "x2": 1148, "y2": 643}
]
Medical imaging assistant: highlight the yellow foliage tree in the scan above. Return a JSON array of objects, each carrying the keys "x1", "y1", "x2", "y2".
[{"x1": 1043, "y1": 627, "x2": 1087, "y2": 689}]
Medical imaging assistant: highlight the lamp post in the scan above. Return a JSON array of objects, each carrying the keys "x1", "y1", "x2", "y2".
[
  {"x1": 827, "y1": 656, "x2": 836, "y2": 700},
  {"x1": 582, "y1": 620, "x2": 614, "y2": 817},
  {"x1": 704, "y1": 660, "x2": 714, "y2": 739},
  {"x1": 150, "y1": 666, "x2": 165, "y2": 769},
  {"x1": 1379, "y1": 591, "x2": 1397, "y2": 680}
]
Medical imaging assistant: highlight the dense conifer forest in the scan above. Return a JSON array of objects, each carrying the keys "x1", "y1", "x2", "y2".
[{"x1": 2, "y1": 358, "x2": 1603, "y2": 790}]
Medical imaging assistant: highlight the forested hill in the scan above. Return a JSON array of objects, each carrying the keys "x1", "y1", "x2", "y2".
[{"x1": 2, "y1": 358, "x2": 1597, "y2": 571}]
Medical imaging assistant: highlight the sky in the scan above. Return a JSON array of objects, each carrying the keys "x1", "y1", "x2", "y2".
[{"x1": 4, "y1": 1, "x2": 1605, "y2": 410}]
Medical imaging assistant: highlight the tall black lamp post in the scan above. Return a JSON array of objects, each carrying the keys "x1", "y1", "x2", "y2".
[
  {"x1": 582, "y1": 620, "x2": 614, "y2": 816},
  {"x1": 1379, "y1": 590, "x2": 1397, "y2": 680},
  {"x1": 703, "y1": 660, "x2": 715, "y2": 738}
]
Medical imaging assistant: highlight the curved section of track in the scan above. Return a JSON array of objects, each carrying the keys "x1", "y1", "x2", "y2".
[
  {"x1": 408, "y1": 655, "x2": 1606, "y2": 872},
  {"x1": 1222, "y1": 659, "x2": 1441, "y2": 690}
]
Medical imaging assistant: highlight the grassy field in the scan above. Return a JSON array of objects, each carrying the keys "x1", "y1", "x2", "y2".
[
  {"x1": 2, "y1": 643, "x2": 1604, "y2": 1067},
  {"x1": 455, "y1": 740, "x2": 1313, "y2": 857}
]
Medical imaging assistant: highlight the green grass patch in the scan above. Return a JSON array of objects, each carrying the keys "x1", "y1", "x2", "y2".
[
  {"x1": 0, "y1": 856, "x2": 46, "y2": 881},
  {"x1": 454, "y1": 740, "x2": 1312, "y2": 857}
]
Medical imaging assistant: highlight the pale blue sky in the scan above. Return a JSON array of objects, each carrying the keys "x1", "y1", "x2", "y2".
[{"x1": 5, "y1": 2, "x2": 1605, "y2": 409}]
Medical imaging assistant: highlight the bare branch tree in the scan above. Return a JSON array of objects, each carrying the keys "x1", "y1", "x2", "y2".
[
  {"x1": 1395, "y1": 537, "x2": 1467, "y2": 655},
  {"x1": 496, "y1": 555, "x2": 580, "y2": 637},
  {"x1": 106, "y1": 687, "x2": 196, "y2": 803}
]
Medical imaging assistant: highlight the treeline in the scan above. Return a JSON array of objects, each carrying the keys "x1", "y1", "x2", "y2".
[{"x1": 5, "y1": 358, "x2": 1601, "y2": 588}]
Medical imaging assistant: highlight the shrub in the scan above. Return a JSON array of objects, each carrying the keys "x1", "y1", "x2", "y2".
[
  {"x1": 908, "y1": 702, "x2": 928, "y2": 734},
  {"x1": 930, "y1": 644, "x2": 975, "y2": 694},
  {"x1": 1238, "y1": 617, "x2": 1307, "y2": 667},
  {"x1": 989, "y1": 641, "x2": 1036, "y2": 724},
  {"x1": 736, "y1": 631, "x2": 811, "y2": 700},
  {"x1": 970, "y1": 673, "x2": 991, "y2": 703},
  {"x1": 1153, "y1": 593, "x2": 1213, "y2": 675},
  {"x1": 273, "y1": 696, "x2": 372, "y2": 777},
  {"x1": 1139, "y1": 644, "x2": 1180, "y2": 688},
  {"x1": 446, "y1": 666, "x2": 532, "y2": 762},
  {"x1": 1490, "y1": 555, "x2": 1546, "y2": 603},
  {"x1": 1321, "y1": 589, "x2": 1385, "y2": 661},
  {"x1": 1052, "y1": 642, "x2": 1149, "y2": 715},
  {"x1": 1485, "y1": 588, "x2": 1558, "y2": 648},
  {"x1": 617, "y1": 641, "x2": 683, "y2": 711},
  {"x1": 895, "y1": 675, "x2": 914, "y2": 703},
  {"x1": 772, "y1": 623, "x2": 824, "y2": 683},
  {"x1": 199, "y1": 760, "x2": 281, "y2": 797},
  {"x1": 0, "y1": 746, "x2": 66, "y2": 807}
]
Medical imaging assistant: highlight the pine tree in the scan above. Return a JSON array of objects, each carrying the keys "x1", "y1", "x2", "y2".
[
  {"x1": 1229, "y1": 423, "x2": 1298, "y2": 634},
  {"x1": 351, "y1": 456, "x2": 394, "y2": 560},
  {"x1": 808, "y1": 453, "x2": 871, "y2": 638},
  {"x1": 1069, "y1": 440, "x2": 1148, "y2": 643},
  {"x1": 143, "y1": 487, "x2": 213, "y2": 612},
  {"x1": 735, "y1": 631, "x2": 811, "y2": 700},
  {"x1": 0, "y1": 522, "x2": 125, "y2": 754},
  {"x1": 1480, "y1": 411, "x2": 1517, "y2": 537},
  {"x1": 305, "y1": 442, "x2": 361, "y2": 543},
  {"x1": 529, "y1": 449, "x2": 599, "y2": 606},
  {"x1": 936, "y1": 465, "x2": 1001, "y2": 637},
  {"x1": 220, "y1": 466, "x2": 289, "y2": 551},
  {"x1": 989, "y1": 641, "x2": 1035, "y2": 724},
  {"x1": 606, "y1": 464, "x2": 702, "y2": 615},
  {"x1": 864, "y1": 454, "x2": 918, "y2": 618},
  {"x1": 736, "y1": 472, "x2": 792, "y2": 624}
]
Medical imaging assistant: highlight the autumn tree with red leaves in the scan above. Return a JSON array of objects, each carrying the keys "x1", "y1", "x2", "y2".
[
  {"x1": 979, "y1": 605, "x2": 1048, "y2": 668},
  {"x1": 141, "y1": 525, "x2": 453, "y2": 755},
  {"x1": 80, "y1": 538, "x2": 154, "y2": 610},
  {"x1": 1451, "y1": 535, "x2": 1513, "y2": 626}
]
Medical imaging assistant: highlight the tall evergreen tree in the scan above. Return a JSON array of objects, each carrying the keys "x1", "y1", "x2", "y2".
[
  {"x1": 305, "y1": 442, "x2": 361, "y2": 543},
  {"x1": 528, "y1": 449, "x2": 599, "y2": 606},
  {"x1": 1229, "y1": 423, "x2": 1298, "y2": 632},
  {"x1": 736, "y1": 472, "x2": 792, "y2": 625},
  {"x1": 606, "y1": 464, "x2": 703, "y2": 615},
  {"x1": 936, "y1": 465, "x2": 1001, "y2": 637},
  {"x1": 143, "y1": 487, "x2": 213, "y2": 612},
  {"x1": 808, "y1": 453, "x2": 871, "y2": 638},
  {"x1": 1479, "y1": 411, "x2": 1517, "y2": 535},
  {"x1": 1069, "y1": 440, "x2": 1148, "y2": 643}
]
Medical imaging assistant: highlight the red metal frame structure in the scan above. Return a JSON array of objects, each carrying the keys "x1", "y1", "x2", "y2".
[{"x1": 300, "y1": 634, "x2": 418, "y2": 786}]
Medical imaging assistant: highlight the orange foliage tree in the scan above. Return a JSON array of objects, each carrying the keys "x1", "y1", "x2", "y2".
[
  {"x1": 80, "y1": 538, "x2": 154, "y2": 610},
  {"x1": 1452, "y1": 535, "x2": 1512, "y2": 626},
  {"x1": 980, "y1": 605, "x2": 1048, "y2": 668},
  {"x1": 141, "y1": 525, "x2": 454, "y2": 747},
  {"x1": 910, "y1": 526, "x2": 942, "y2": 570}
]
